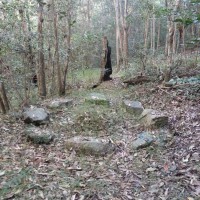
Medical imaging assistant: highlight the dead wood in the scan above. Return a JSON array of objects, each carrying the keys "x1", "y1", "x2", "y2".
[{"x1": 123, "y1": 75, "x2": 151, "y2": 85}]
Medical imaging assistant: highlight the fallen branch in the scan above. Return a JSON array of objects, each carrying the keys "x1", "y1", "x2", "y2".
[{"x1": 123, "y1": 75, "x2": 151, "y2": 85}]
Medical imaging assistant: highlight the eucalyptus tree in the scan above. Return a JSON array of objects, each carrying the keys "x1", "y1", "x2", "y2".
[{"x1": 37, "y1": 0, "x2": 46, "y2": 98}]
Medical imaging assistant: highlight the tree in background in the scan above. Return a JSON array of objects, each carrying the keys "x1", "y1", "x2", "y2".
[{"x1": 37, "y1": 0, "x2": 46, "y2": 98}]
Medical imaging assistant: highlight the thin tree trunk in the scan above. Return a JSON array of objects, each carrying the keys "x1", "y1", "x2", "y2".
[
  {"x1": 164, "y1": 0, "x2": 181, "y2": 82},
  {"x1": 99, "y1": 36, "x2": 108, "y2": 83},
  {"x1": 152, "y1": 13, "x2": 156, "y2": 55},
  {"x1": 87, "y1": 0, "x2": 91, "y2": 27},
  {"x1": 144, "y1": 16, "x2": 149, "y2": 50},
  {"x1": 19, "y1": 8, "x2": 29, "y2": 98},
  {"x1": 150, "y1": 18, "x2": 153, "y2": 51},
  {"x1": 52, "y1": 0, "x2": 62, "y2": 96},
  {"x1": 157, "y1": 18, "x2": 161, "y2": 50},
  {"x1": 123, "y1": 0, "x2": 129, "y2": 66},
  {"x1": 62, "y1": 9, "x2": 72, "y2": 95},
  {"x1": 172, "y1": 23, "x2": 177, "y2": 55},
  {"x1": 182, "y1": 25, "x2": 186, "y2": 55},
  {"x1": 0, "y1": 82, "x2": 9, "y2": 112},
  {"x1": 114, "y1": 0, "x2": 120, "y2": 71},
  {"x1": 0, "y1": 96, "x2": 6, "y2": 114},
  {"x1": 37, "y1": 1, "x2": 46, "y2": 98}
]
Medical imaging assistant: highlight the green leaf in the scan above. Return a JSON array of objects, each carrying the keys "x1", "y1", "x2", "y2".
[
  {"x1": 174, "y1": 18, "x2": 193, "y2": 26},
  {"x1": 191, "y1": 0, "x2": 200, "y2": 3},
  {"x1": 174, "y1": 18, "x2": 184, "y2": 23},
  {"x1": 197, "y1": 14, "x2": 200, "y2": 21}
]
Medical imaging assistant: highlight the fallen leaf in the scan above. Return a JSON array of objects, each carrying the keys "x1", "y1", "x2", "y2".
[
  {"x1": 163, "y1": 163, "x2": 169, "y2": 172},
  {"x1": 0, "y1": 171, "x2": 5, "y2": 176},
  {"x1": 146, "y1": 167, "x2": 157, "y2": 173},
  {"x1": 182, "y1": 154, "x2": 190, "y2": 163},
  {"x1": 39, "y1": 190, "x2": 45, "y2": 199}
]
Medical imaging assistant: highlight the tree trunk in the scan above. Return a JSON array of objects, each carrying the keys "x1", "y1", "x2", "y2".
[
  {"x1": 99, "y1": 36, "x2": 108, "y2": 83},
  {"x1": 157, "y1": 18, "x2": 161, "y2": 50},
  {"x1": 123, "y1": 0, "x2": 129, "y2": 66},
  {"x1": 52, "y1": 0, "x2": 62, "y2": 96},
  {"x1": 0, "y1": 96, "x2": 6, "y2": 114},
  {"x1": 150, "y1": 18, "x2": 153, "y2": 51},
  {"x1": 172, "y1": 23, "x2": 177, "y2": 55},
  {"x1": 0, "y1": 82, "x2": 9, "y2": 113},
  {"x1": 164, "y1": 0, "x2": 181, "y2": 82},
  {"x1": 62, "y1": 6, "x2": 72, "y2": 95},
  {"x1": 152, "y1": 13, "x2": 156, "y2": 55},
  {"x1": 19, "y1": 7, "x2": 34, "y2": 99},
  {"x1": 144, "y1": 16, "x2": 149, "y2": 50},
  {"x1": 37, "y1": 2, "x2": 46, "y2": 98},
  {"x1": 114, "y1": 0, "x2": 120, "y2": 71}
]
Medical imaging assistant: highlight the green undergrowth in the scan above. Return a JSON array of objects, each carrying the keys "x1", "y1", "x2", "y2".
[{"x1": 67, "y1": 67, "x2": 100, "y2": 87}]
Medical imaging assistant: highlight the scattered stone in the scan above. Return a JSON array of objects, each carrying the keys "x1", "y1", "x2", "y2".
[
  {"x1": 139, "y1": 132, "x2": 154, "y2": 142},
  {"x1": 47, "y1": 98, "x2": 73, "y2": 109},
  {"x1": 25, "y1": 127, "x2": 55, "y2": 144},
  {"x1": 132, "y1": 132, "x2": 154, "y2": 150},
  {"x1": 169, "y1": 76, "x2": 200, "y2": 85},
  {"x1": 9, "y1": 111, "x2": 22, "y2": 120},
  {"x1": 123, "y1": 100, "x2": 144, "y2": 116},
  {"x1": 163, "y1": 82, "x2": 174, "y2": 87},
  {"x1": 22, "y1": 107, "x2": 50, "y2": 126},
  {"x1": 65, "y1": 136, "x2": 115, "y2": 156},
  {"x1": 85, "y1": 93, "x2": 109, "y2": 105},
  {"x1": 153, "y1": 128, "x2": 172, "y2": 146},
  {"x1": 140, "y1": 109, "x2": 168, "y2": 128}
]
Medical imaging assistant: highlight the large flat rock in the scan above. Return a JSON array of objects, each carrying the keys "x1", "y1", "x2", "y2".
[
  {"x1": 140, "y1": 109, "x2": 168, "y2": 128},
  {"x1": 47, "y1": 98, "x2": 73, "y2": 109},
  {"x1": 132, "y1": 132, "x2": 154, "y2": 150},
  {"x1": 25, "y1": 127, "x2": 55, "y2": 144},
  {"x1": 123, "y1": 100, "x2": 144, "y2": 116},
  {"x1": 22, "y1": 107, "x2": 50, "y2": 126},
  {"x1": 65, "y1": 136, "x2": 115, "y2": 156},
  {"x1": 132, "y1": 129, "x2": 171, "y2": 150},
  {"x1": 85, "y1": 93, "x2": 110, "y2": 105}
]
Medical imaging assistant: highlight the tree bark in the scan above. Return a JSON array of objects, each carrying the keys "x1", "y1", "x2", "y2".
[
  {"x1": 157, "y1": 18, "x2": 161, "y2": 50},
  {"x1": 52, "y1": 0, "x2": 62, "y2": 96},
  {"x1": 144, "y1": 16, "x2": 149, "y2": 51},
  {"x1": 99, "y1": 36, "x2": 108, "y2": 83},
  {"x1": 0, "y1": 82, "x2": 9, "y2": 112},
  {"x1": 37, "y1": 1, "x2": 46, "y2": 98},
  {"x1": 0, "y1": 96, "x2": 6, "y2": 114},
  {"x1": 114, "y1": 0, "x2": 120, "y2": 71},
  {"x1": 62, "y1": 3, "x2": 72, "y2": 95},
  {"x1": 123, "y1": 0, "x2": 129, "y2": 66},
  {"x1": 152, "y1": 12, "x2": 156, "y2": 55}
]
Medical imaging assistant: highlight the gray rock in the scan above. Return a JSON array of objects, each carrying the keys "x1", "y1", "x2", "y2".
[
  {"x1": 9, "y1": 112, "x2": 22, "y2": 120},
  {"x1": 65, "y1": 136, "x2": 115, "y2": 156},
  {"x1": 163, "y1": 82, "x2": 173, "y2": 87},
  {"x1": 154, "y1": 128, "x2": 172, "y2": 147},
  {"x1": 85, "y1": 93, "x2": 109, "y2": 105},
  {"x1": 132, "y1": 132, "x2": 154, "y2": 150},
  {"x1": 140, "y1": 109, "x2": 168, "y2": 128},
  {"x1": 138, "y1": 132, "x2": 154, "y2": 143},
  {"x1": 25, "y1": 127, "x2": 54, "y2": 144},
  {"x1": 47, "y1": 99, "x2": 73, "y2": 109},
  {"x1": 123, "y1": 100, "x2": 144, "y2": 116},
  {"x1": 22, "y1": 107, "x2": 49, "y2": 125}
]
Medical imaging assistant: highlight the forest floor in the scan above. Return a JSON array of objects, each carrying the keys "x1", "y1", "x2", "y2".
[{"x1": 0, "y1": 71, "x2": 200, "y2": 200}]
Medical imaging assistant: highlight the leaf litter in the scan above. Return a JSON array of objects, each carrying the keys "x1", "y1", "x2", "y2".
[{"x1": 0, "y1": 78, "x2": 199, "y2": 200}]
